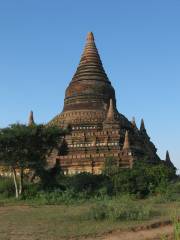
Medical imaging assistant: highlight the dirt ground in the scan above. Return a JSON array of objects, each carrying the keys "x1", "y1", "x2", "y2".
[
  {"x1": 86, "y1": 224, "x2": 173, "y2": 240},
  {"x1": 0, "y1": 205, "x2": 177, "y2": 240}
]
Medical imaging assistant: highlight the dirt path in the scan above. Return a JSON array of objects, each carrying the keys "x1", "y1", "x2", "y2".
[
  {"x1": 100, "y1": 225, "x2": 173, "y2": 240},
  {"x1": 84, "y1": 222, "x2": 174, "y2": 240}
]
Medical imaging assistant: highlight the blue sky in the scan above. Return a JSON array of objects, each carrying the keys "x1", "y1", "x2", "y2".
[{"x1": 0, "y1": 0, "x2": 179, "y2": 170}]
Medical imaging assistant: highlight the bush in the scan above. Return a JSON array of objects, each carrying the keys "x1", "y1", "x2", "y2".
[
  {"x1": 62, "y1": 172, "x2": 110, "y2": 195},
  {"x1": 88, "y1": 203, "x2": 107, "y2": 220},
  {"x1": 173, "y1": 219, "x2": 180, "y2": 240},
  {"x1": 22, "y1": 183, "x2": 40, "y2": 199},
  {"x1": 107, "y1": 160, "x2": 177, "y2": 197},
  {"x1": 35, "y1": 190, "x2": 65, "y2": 205},
  {"x1": 88, "y1": 197, "x2": 156, "y2": 221},
  {"x1": 39, "y1": 161, "x2": 64, "y2": 190},
  {"x1": 0, "y1": 177, "x2": 14, "y2": 198},
  {"x1": 170, "y1": 181, "x2": 180, "y2": 194},
  {"x1": 89, "y1": 200, "x2": 154, "y2": 221},
  {"x1": 31, "y1": 189, "x2": 92, "y2": 205}
]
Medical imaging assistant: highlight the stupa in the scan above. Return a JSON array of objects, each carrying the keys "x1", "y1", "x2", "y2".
[{"x1": 48, "y1": 32, "x2": 163, "y2": 174}]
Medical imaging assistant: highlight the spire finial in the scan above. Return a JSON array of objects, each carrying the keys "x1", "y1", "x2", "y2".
[
  {"x1": 140, "y1": 118, "x2": 146, "y2": 132},
  {"x1": 166, "y1": 150, "x2": 171, "y2": 162},
  {"x1": 123, "y1": 130, "x2": 130, "y2": 149},
  {"x1": 165, "y1": 151, "x2": 176, "y2": 170},
  {"x1": 86, "y1": 32, "x2": 94, "y2": 43},
  {"x1": 106, "y1": 99, "x2": 115, "y2": 121},
  {"x1": 28, "y1": 110, "x2": 35, "y2": 126},
  {"x1": 131, "y1": 117, "x2": 137, "y2": 128}
]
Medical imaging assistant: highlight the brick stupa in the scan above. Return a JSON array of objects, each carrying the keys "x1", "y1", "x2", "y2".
[{"x1": 48, "y1": 32, "x2": 162, "y2": 174}]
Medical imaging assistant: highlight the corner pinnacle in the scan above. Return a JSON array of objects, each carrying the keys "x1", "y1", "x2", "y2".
[
  {"x1": 165, "y1": 150, "x2": 171, "y2": 162},
  {"x1": 140, "y1": 118, "x2": 146, "y2": 132},
  {"x1": 106, "y1": 99, "x2": 115, "y2": 121},
  {"x1": 131, "y1": 117, "x2": 137, "y2": 128},
  {"x1": 28, "y1": 110, "x2": 35, "y2": 126},
  {"x1": 123, "y1": 130, "x2": 130, "y2": 149}
]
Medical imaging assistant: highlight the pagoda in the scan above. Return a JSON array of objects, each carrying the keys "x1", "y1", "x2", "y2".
[{"x1": 48, "y1": 32, "x2": 162, "y2": 174}]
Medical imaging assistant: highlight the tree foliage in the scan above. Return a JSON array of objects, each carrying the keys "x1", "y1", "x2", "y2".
[
  {"x1": 103, "y1": 158, "x2": 176, "y2": 197},
  {"x1": 0, "y1": 124, "x2": 64, "y2": 198}
]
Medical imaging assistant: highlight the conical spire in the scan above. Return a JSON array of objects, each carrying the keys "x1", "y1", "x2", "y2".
[
  {"x1": 165, "y1": 150, "x2": 171, "y2": 162},
  {"x1": 140, "y1": 118, "x2": 145, "y2": 132},
  {"x1": 63, "y1": 32, "x2": 116, "y2": 113},
  {"x1": 123, "y1": 130, "x2": 130, "y2": 149},
  {"x1": 165, "y1": 151, "x2": 176, "y2": 170},
  {"x1": 131, "y1": 117, "x2": 137, "y2": 128},
  {"x1": 140, "y1": 118, "x2": 150, "y2": 140},
  {"x1": 86, "y1": 32, "x2": 94, "y2": 42},
  {"x1": 106, "y1": 99, "x2": 115, "y2": 121},
  {"x1": 28, "y1": 111, "x2": 35, "y2": 126},
  {"x1": 71, "y1": 32, "x2": 109, "y2": 82}
]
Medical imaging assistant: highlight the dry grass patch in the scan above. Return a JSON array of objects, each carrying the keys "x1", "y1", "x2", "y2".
[{"x1": 0, "y1": 198, "x2": 179, "y2": 240}]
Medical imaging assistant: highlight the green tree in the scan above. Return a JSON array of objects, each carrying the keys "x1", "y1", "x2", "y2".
[
  {"x1": 102, "y1": 157, "x2": 119, "y2": 177},
  {"x1": 103, "y1": 159, "x2": 176, "y2": 197},
  {"x1": 145, "y1": 162, "x2": 176, "y2": 194},
  {"x1": 0, "y1": 124, "x2": 64, "y2": 198}
]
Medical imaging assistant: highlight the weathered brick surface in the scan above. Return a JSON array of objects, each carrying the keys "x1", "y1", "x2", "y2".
[{"x1": 48, "y1": 32, "x2": 161, "y2": 174}]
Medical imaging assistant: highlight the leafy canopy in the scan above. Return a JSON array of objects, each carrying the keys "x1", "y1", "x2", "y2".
[{"x1": 0, "y1": 123, "x2": 63, "y2": 170}]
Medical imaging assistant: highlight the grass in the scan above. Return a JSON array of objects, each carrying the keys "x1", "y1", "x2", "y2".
[
  {"x1": 160, "y1": 221, "x2": 180, "y2": 240},
  {"x1": 0, "y1": 204, "x2": 128, "y2": 239},
  {"x1": 87, "y1": 196, "x2": 157, "y2": 221},
  {"x1": 173, "y1": 217, "x2": 180, "y2": 240},
  {"x1": 0, "y1": 195, "x2": 179, "y2": 239}
]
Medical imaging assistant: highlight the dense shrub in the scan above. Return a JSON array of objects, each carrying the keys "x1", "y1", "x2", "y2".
[
  {"x1": 0, "y1": 158, "x2": 178, "y2": 202},
  {"x1": 22, "y1": 183, "x2": 40, "y2": 199},
  {"x1": 88, "y1": 196, "x2": 156, "y2": 221},
  {"x1": 39, "y1": 161, "x2": 64, "y2": 190},
  {"x1": 156, "y1": 181, "x2": 180, "y2": 202},
  {"x1": 61, "y1": 172, "x2": 112, "y2": 195},
  {"x1": 0, "y1": 177, "x2": 14, "y2": 198},
  {"x1": 32, "y1": 189, "x2": 92, "y2": 205},
  {"x1": 171, "y1": 181, "x2": 180, "y2": 194},
  {"x1": 107, "y1": 160, "x2": 176, "y2": 197}
]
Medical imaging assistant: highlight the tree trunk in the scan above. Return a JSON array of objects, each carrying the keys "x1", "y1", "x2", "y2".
[
  {"x1": 12, "y1": 167, "x2": 19, "y2": 198},
  {"x1": 19, "y1": 167, "x2": 24, "y2": 195}
]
